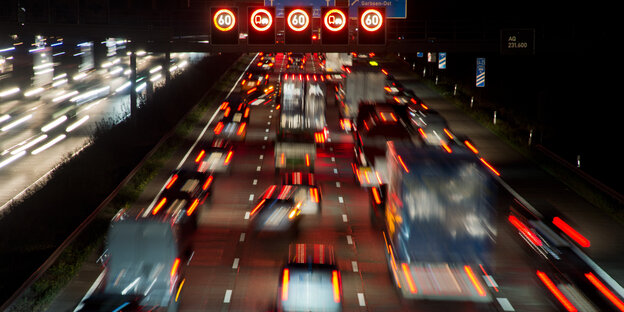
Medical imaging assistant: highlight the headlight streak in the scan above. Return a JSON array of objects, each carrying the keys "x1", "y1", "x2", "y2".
[
  {"x1": 1, "y1": 114, "x2": 32, "y2": 131},
  {"x1": 31, "y1": 134, "x2": 67, "y2": 155},
  {"x1": 66, "y1": 115, "x2": 90, "y2": 132},
  {"x1": 10, "y1": 135, "x2": 48, "y2": 155}
]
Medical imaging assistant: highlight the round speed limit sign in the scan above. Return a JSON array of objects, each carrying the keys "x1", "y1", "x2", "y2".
[
  {"x1": 360, "y1": 9, "x2": 383, "y2": 32},
  {"x1": 213, "y1": 9, "x2": 236, "y2": 32},
  {"x1": 287, "y1": 9, "x2": 310, "y2": 32}
]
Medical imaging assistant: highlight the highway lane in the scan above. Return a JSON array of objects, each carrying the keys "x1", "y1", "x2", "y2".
[
  {"x1": 49, "y1": 53, "x2": 624, "y2": 312},
  {"x1": 0, "y1": 46, "x2": 202, "y2": 210}
]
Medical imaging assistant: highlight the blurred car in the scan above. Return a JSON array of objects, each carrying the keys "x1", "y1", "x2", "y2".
[
  {"x1": 256, "y1": 57, "x2": 275, "y2": 71},
  {"x1": 277, "y1": 243, "x2": 342, "y2": 312},
  {"x1": 246, "y1": 82, "x2": 277, "y2": 106},
  {"x1": 248, "y1": 185, "x2": 304, "y2": 236},
  {"x1": 410, "y1": 109, "x2": 452, "y2": 146},
  {"x1": 153, "y1": 168, "x2": 213, "y2": 229},
  {"x1": 281, "y1": 171, "x2": 322, "y2": 215},
  {"x1": 287, "y1": 53, "x2": 305, "y2": 70},
  {"x1": 241, "y1": 69, "x2": 269, "y2": 92},
  {"x1": 214, "y1": 100, "x2": 250, "y2": 142},
  {"x1": 197, "y1": 138, "x2": 235, "y2": 174}
]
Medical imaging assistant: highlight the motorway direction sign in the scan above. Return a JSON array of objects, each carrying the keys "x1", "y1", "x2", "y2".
[
  {"x1": 348, "y1": 0, "x2": 406, "y2": 19},
  {"x1": 476, "y1": 57, "x2": 486, "y2": 87},
  {"x1": 265, "y1": 0, "x2": 335, "y2": 18},
  {"x1": 500, "y1": 29, "x2": 535, "y2": 56}
]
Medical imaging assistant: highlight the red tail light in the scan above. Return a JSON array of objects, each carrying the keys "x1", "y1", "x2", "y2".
[
  {"x1": 275, "y1": 104, "x2": 280, "y2": 110},
  {"x1": 441, "y1": 142, "x2": 452, "y2": 153},
  {"x1": 536, "y1": 270, "x2": 577, "y2": 312},
  {"x1": 214, "y1": 122, "x2": 224, "y2": 135},
  {"x1": 220, "y1": 101, "x2": 229, "y2": 110},
  {"x1": 332, "y1": 270, "x2": 341, "y2": 303},
  {"x1": 224, "y1": 150, "x2": 234, "y2": 165},
  {"x1": 152, "y1": 197, "x2": 167, "y2": 215},
  {"x1": 310, "y1": 188, "x2": 319, "y2": 203},
  {"x1": 585, "y1": 272, "x2": 624, "y2": 311},
  {"x1": 552, "y1": 217, "x2": 590, "y2": 248},
  {"x1": 263, "y1": 185, "x2": 277, "y2": 199},
  {"x1": 418, "y1": 128, "x2": 427, "y2": 139},
  {"x1": 251, "y1": 199, "x2": 266, "y2": 216},
  {"x1": 421, "y1": 103, "x2": 429, "y2": 110},
  {"x1": 237, "y1": 122, "x2": 246, "y2": 136},
  {"x1": 202, "y1": 176, "x2": 213, "y2": 190},
  {"x1": 247, "y1": 87, "x2": 257, "y2": 94},
  {"x1": 282, "y1": 269, "x2": 290, "y2": 301},
  {"x1": 165, "y1": 174, "x2": 178, "y2": 189},
  {"x1": 480, "y1": 157, "x2": 500, "y2": 176},
  {"x1": 223, "y1": 107, "x2": 231, "y2": 117},
  {"x1": 381, "y1": 69, "x2": 388, "y2": 75},
  {"x1": 195, "y1": 150, "x2": 205, "y2": 163},
  {"x1": 372, "y1": 187, "x2": 382, "y2": 205},
  {"x1": 397, "y1": 155, "x2": 409, "y2": 173},
  {"x1": 244, "y1": 107, "x2": 250, "y2": 118},
  {"x1": 443, "y1": 128, "x2": 454, "y2": 139},
  {"x1": 464, "y1": 265, "x2": 486, "y2": 297},
  {"x1": 171, "y1": 258, "x2": 181, "y2": 278},
  {"x1": 508, "y1": 215, "x2": 542, "y2": 246},
  {"x1": 464, "y1": 140, "x2": 479, "y2": 154},
  {"x1": 305, "y1": 154, "x2": 310, "y2": 167},
  {"x1": 186, "y1": 198, "x2": 199, "y2": 216},
  {"x1": 401, "y1": 263, "x2": 417, "y2": 294}
]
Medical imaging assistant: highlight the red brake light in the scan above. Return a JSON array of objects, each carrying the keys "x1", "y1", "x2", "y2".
[
  {"x1": 195, "y1": 150, "x2": 205, "y2": 163},
  {"x1": 202, "y1": 176, "x2": 213, "y2": 190},
  {"x1": 186, "y1": 198, "x2": 199, "y2": 216},
  {"x1": 152, "y1": 197, "x2": 167, "y2": 215},
  {"x1": 372, "y1": 187, "x2": 382, "y2": 205},
  {"x1": 401, "y1": 263, "x2": 417, "y2": 294},
  {"x1": 480, "y1": 157, "x2": 500, "y2": 176},
  {"x1": 282, "y1": 269, "x2": 290, "y2": 301},
  {"x1": 310, "y1": 188, "x2": 319, "y2": 203},
  {"x1": 165, "y1": 174, "x2": 178, "y2": 189},
  {"x1": 464, "y1": 140, "x2": 479, "y2": 154},
  {"x1": 171, "y1": 258, "x2": 181, "y2": 277},
  {"x1": 224, "y1": 150, "x2": 234, "y2": 165},
  {"x1": 214, "y1": 122, "x2": 224, "y2": 135},
  {"x1": 397, "y1": 155, "x2": 409, "y2": 173},
  {"x1": 536, "y1": 270, "x2": 577, "y2": 312},
  {"x1": 247, "y1": 87, "x2": 257, "y2": 94},
  {"x1": 244, "y1": 107, "x2": 250, "y2": 118},
  {"x1": 585, "y1": 272, "x2": 624, "y2": 311},
  {"x1": 553, "y1": 217, "x2": 590, "y2": 247},
  {"x1": 237, "y1": 122, "x2": 246, "y2": 136},
  {"x1": 464, "y1": 265, "x2": 486, "y2": 297},
  {"x1": 332, "y1": 270, "x2": 341, "y2": 303},
  {"x1": 223, "y1": 106, "x2": 231, "y2": 117},
  {"x1": 508, "y1": 215, "x2": 542, "y2": 246}
]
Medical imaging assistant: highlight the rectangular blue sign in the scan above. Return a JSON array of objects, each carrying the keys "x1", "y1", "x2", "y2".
[
  {"x1": 266, "y1": 0, "x2": 335, "y2": 17},
  {"x1": 476, "y1": 57, "x2": 486, "y2": 87},
  {"x1": 438, "y1": 52, "x2": 447, "y2": 69},
  {"x1": 348, "y1": 0, "x2": 407, "y2": 19}
]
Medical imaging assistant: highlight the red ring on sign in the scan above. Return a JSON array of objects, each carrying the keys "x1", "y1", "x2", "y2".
[
  {"x1": 287, "y1": 9, "x2": 310, "y2": 32},
  {"x1": 360, "y1": 9, "x2": 383, "y2": 32},
  {"x1": 214, "y1": 9, "x2": 236, "y2": 32},
  {"x1": 250, "y1": 8, "x2": 273, "y2": 32},
  {"x1": 324, "y1": 9, "x2": 346, "y2": 32}
]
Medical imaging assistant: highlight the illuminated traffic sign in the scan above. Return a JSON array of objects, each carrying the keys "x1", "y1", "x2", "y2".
[
  {"x1": 211, "y1": 8, "x2": 238, "y2": 44},
  {"x1": 284, "y1": 7, "x2": 312, "y2": 44},
  {"x1": 248, "y1": 7, "x2": 275, "y2": 44},
  {"x1": 358, "y1": 7, "x2": 385, "y2": 45},
  {"x1": 321, "y1": 7, "x2": 348, "y2": 45}
]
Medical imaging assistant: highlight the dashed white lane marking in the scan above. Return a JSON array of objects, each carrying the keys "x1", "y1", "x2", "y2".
[
  {"x1": 259, "y1": 155, "x2": 264, "y2": 160},
  {"x1": 329, "y1": 147, "x2": 333, "y2": 151},
  {"x1": 270, "y1": 109, "x2": 273, "y2": 112},
  {"x1": 342, "y1": 214, "x2": 348, "y2": 222},
  {"x1": 265, "y1": 128, "x2": 269, "y2": 132},
  {"x1": 496, "y1": 298, "x2": 515, "y2": 311},
  {"x1": 249, "y1": 194, "x2": 254, "y2": 201},
  {"x1": 269, "y1": 115, "x2": 272, "y2": 118},
  {"x1": 336, "y1": 182, "x2": 341, "y2": 188},
  {"x1": 346, "y1": 235, "x2": 353, "y2": 245},
  {"x1": 232, "y1": 258, "x2": 239, "y2": 269},
  {"x1": 253, "y1": 179, "x2": 258, "y2": 185},
  {"x1": 239, "y1": 233, "x2": 246, "y2": 242},
  {"x1": 333, "y1": 168, "x2": 338, "y2": 174},
  {"x1": 263, "y1": 136, "x2": 268, "y2": 141},
  {"x1": 224, "y1": 289, "x2": 233, "y2": 303},
  {"x1": 244, "y1": 212, "x2": 250, "y2": 220},
  {"x1": 328, "y1": 138, "x2": 332, "y2": 142},
  {"x1": 331, "y1": 157, "x2": 335, "y2": 162},
  {"x1": 338, "y1": 196, "x2": 344, "y2": 203},
  {"x1": 483, "y1": 274, "x2": 498, "y2": 288},
  {"x1": 256, "y1": 166, "x2": 262, "y2": 171},
  {"x1": 352, "y1": 261, "x2": 358, "y2": 272},
  {"x1": 357, "y1": 293, "x2": 366, "y2": 306}
]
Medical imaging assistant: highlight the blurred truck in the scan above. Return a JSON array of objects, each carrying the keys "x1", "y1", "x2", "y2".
[
  {"x1": 381, "y1": 141, "x2": 497, "y2": 302},
  {"x1": 338, "y1": 62, "x2": 386, "y2": 131},
  {"x1": 75, "y1": 214, "x2": 190, "y2": 311}
]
